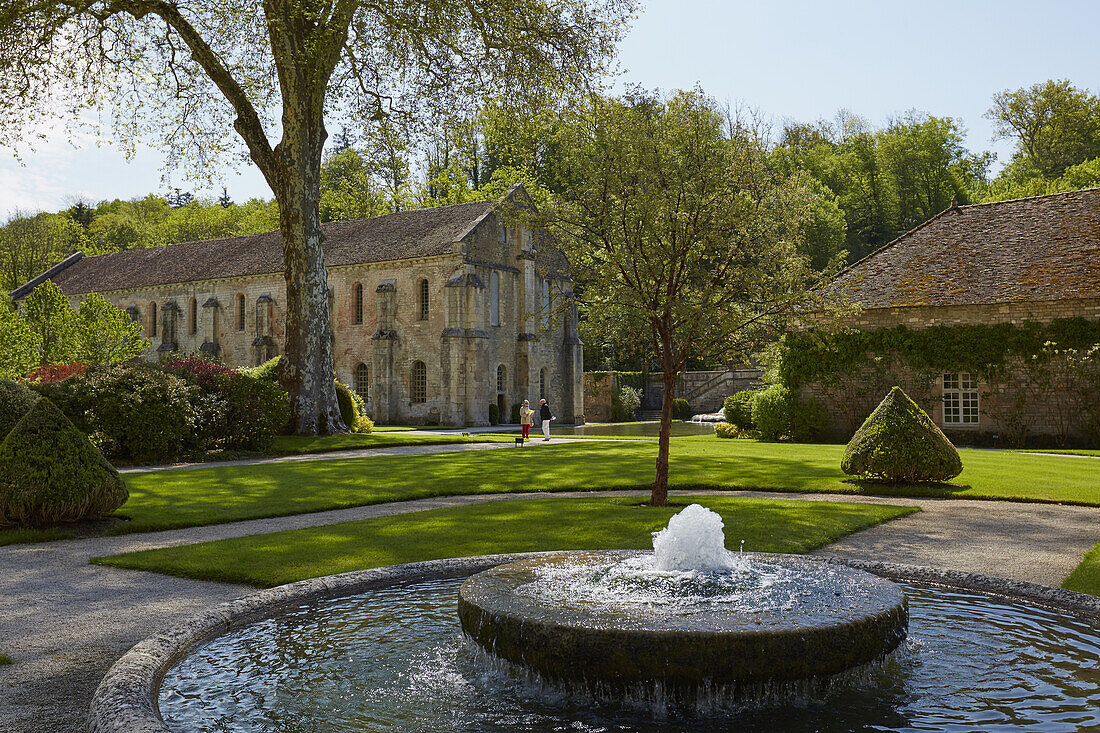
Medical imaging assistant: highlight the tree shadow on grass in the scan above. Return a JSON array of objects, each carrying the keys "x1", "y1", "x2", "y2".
[{"x1": 840, "y1": 478, "x2": 971, "y2": 497}]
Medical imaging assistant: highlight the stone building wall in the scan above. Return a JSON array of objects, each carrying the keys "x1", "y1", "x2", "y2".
[
  {"x1": 72, "y1": 214, "x2": 583, "y2": 427},
  {"x1": 803, "y1": 299, "x2": 1100, "y2": 445}
]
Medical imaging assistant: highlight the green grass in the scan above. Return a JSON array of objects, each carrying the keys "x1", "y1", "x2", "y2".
[
  {"x1": 0, "y1": 653, "x2": 12, "y2": 665},
  {"x1": 92, "y1": 495, "x2": 918, "y2": 586},
  {"x1": 107, "y1": 436, "x2": 1100, "y2": 535},
  {"x1": 269, "y1": 432, "x2": 510, "y2": 455},
  {"x1": 0, "y1": 527, "x2": 75, "y2": 547},
  {"x1": 1063, "y1": 540, "x2": 1100, "y2": 596},
  {"x1": 1017, "y1": 449, "x2": 1100, "y2": 457}
]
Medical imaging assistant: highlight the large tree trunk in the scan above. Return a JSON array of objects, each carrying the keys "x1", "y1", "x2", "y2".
[
  {"x1": 652, "y1": 369, "x2": 676, "y2": 506},
  {"x1": 270, "y1": 98, "x2": 346, "y2": 435}
]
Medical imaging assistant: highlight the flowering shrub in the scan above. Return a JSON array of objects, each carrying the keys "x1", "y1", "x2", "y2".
[
  {"x1": 165, "y1": 356, "x2": 234, "y2": 386},
  {"x1": 22, "y1": 363, "x2": 88, "y2": 383},
  {"x1": 713, "y1": 421, "x2": 742, "y2": 439}
]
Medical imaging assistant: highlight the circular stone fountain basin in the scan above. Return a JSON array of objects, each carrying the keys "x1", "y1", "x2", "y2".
[{"x1": 458, "y1": 551, "x2": 909, "y2": 688}]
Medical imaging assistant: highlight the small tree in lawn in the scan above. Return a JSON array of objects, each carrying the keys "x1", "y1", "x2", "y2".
[
  {"x1": 537, "y1": 89, "x2": 847, "y2": 505},
  {"x1": 1, "y1": 0, "x2": 634, "y2": 434}
]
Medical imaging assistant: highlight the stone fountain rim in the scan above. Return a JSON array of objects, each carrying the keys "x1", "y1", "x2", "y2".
[{"x1": 87, "y1": 552, "x2": 1100, "y2": 733}]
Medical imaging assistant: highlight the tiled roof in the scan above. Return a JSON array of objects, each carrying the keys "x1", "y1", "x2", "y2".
[
  {"x1": 18, "y1": 199, "x2": 496, "y2": 297},
  {"x1": 833, "y1": 188, "x2": 1100, "y2": 308}
]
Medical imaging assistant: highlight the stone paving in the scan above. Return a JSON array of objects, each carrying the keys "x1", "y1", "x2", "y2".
[{"x1": 1, "y1": 472, "x2": 1097, "y2": 731}]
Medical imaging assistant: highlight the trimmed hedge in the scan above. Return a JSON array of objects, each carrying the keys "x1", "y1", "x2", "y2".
[
  {"x1": 0, "y1": 379, "x2": 38, "y2": 440},
  {"x1": 220, "y1": 373, "x2": 291, "y2": 449},
  {"x1": 488, "y1": 403, "x2": 500, "y2": 425},
  {"x1": 0, "y1": 397, "x2": 127, "y2": 527},
  {"x1": 841, "y1": 386, "x2": 963, "y2": 483},
  {"x1": 672, "y1": 398, "x2": 692, "y2": 420},
  {"x1": 750, "y1": 385, "x2": 826, "y2": 442},
  {"x1": 723, "y1": 390, "x2": 757, "y2": 429}
]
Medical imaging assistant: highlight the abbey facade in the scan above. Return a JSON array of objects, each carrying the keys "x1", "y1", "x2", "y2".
[{"x1": 11, "y1": 188, "x2": 584, "y2": 426}]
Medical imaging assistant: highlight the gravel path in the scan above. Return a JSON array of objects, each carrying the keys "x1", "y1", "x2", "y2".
[
  {"x1": 1, "y1": 488, "x2": 1097, "y2": 733},
  {"x1": 118, "y1": 435, "x2": 587, "y2": 474}
]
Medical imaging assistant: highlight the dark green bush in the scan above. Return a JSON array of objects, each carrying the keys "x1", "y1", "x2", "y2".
[
  {"x1": 217, "y1": 373, "x2": 291, "y2": 450},
  {"x1": 723, "y1": 390, "x2": 757, "y2": 429},
  {"x1": 0, "y1": 397, "x2": 128, "y2": 527},
  {"x1": 511, "y1": 402, "x2": 522, "y2": 424},
  {"x1": 841, "y1": 386, "x2": 963, "y2": 483},
  {"x1": 247, "y1": 355, "x2": 282, "y2": 382},
  {"x1": 0, "y1": 380, "x2": 38, "y2": 440},
  {"x1": 32, "y1": 364, "x2": 199, "y2": 464},
  {"x1": 334, "y1": 380, "x2": 360, "y2": 431},
  {"x1": 751, "y1": 385, "x2": 792, "y2": 441},
  {"x1": 672, "y1": 398, "x2": 692, "y2": 420},
  {"x1": 488, "y1": 403, "x2": 500, "y2": 425},
  {"x1": 789, "y1": 395, "x2": 827, "y2": 442}
]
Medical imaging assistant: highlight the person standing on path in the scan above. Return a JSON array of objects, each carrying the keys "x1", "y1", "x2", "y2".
[
  {"x1": 539, "y1": 398, "x2": 554, "y2": 441},
  {"x1": 520, "y1": 400, "x2": 534, "y2": 441}
]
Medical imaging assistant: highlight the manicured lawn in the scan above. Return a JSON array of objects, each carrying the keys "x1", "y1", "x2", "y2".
[
  {"x1": 1017, "y1": 449, "x2": 1100, "y2": 457},
  {"x1": 269, "y1": 432, "x2": 510, "y2": 455},
  {"x1": 107, "y1": 436, "x2": 1100, "y2": 535},
  {"x1": 92, "y1": 496, "x2": 918, "y2": 586},
  {"x1": 1064, "y1": 540, "x2": 1100, "y2": 596}
]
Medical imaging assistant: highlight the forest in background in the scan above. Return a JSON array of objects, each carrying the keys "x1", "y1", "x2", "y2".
[{"x1": 3, "y1": 79, "x2": 1098, "y2": 370}]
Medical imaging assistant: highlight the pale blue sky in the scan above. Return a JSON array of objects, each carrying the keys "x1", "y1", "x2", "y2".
[{"x1": 2, "y1": 0, "x2": 1098, "y2": 216}]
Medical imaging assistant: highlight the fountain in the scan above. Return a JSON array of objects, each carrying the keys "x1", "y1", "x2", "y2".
[
  {"x1": 458, "y1": 505, "x2": 908, "y2": 692},
  {"x1": 90, "y1": 506, "x2": 1100, "y2": 732}
]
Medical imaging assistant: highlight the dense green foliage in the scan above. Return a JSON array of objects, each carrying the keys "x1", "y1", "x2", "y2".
[
  {"x1": 750, "y1": 385, "x2": 826, "y2": 442},
  {"x1": 0, "y1": 397, "x2": 127, "y2": 527},
  {"x1": 722, "y1": 390, "x2": 757, "y2": 429},
  {"x1": 841, "y1": 387, "x2": 962, "y2": 483},
  {"x1": 617, "y1": 386, "x2": 642, "y2": 421},
  {"x1": 218, "y1": 373, "x2": 291, "y2": 450},
  {"x1": 0, "y1": 379, "x2": 37, "y2": 439},
  {"x1": 776, "y1": 319, "x2": 1100, "y2": 388},
  {"x1": 488, "y1": 403, "x2": 500, "y2": 426},
  {"x1": 91, "y1": 496, "x2": 916, "y2": 587},
  {"x1": 33, "y1": 365, "x2": 200, "y2": 464},
  {"x1": 671, "y1": 397, "x2": 691, "y2": 420}
]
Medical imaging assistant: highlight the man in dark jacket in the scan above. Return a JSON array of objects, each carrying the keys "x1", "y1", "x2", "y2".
[{"x1": 539, "y1": 399, "x2": 554, "y2": 441}]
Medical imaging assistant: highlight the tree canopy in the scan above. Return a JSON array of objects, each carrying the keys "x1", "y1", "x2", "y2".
[{"x1": 532, "y1": 88, "x2": 847, "y2": 503}]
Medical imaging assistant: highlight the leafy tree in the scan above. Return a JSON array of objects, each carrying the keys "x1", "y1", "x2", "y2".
[
  {"x1": 318, "y1": 148, "x2": 389, "y2": 222},
  {"x1": 0, "y1": 306, "x2": 38, "y2": 380},
  {"x1": 987, "y1": 79, "x2": 1100, "y2": 178},
  {"x1": 0, "y1": 212, "x2": 84, "y2": 292},
  {"x1": 75, "y1": 293, "x2": 149, "y2": 364},
  {"x1": 535, "y1": 89, "x2": 847, "y2": 504},
  {"x1": 21, "y1": 281, "x2": 77, "y2": 366},
  {"x1": 1, "y1": 0, "x2": 634, "y2": 434}
]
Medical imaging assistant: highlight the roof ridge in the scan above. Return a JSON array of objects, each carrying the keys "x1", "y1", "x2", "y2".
[{"x1": 955, "y1": 186, "x2": 1100, "y2": 210}]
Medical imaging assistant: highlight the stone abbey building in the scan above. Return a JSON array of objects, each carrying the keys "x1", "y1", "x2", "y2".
[{"x1": 11, "y1": 188, "x2": 584, "y2": 426}]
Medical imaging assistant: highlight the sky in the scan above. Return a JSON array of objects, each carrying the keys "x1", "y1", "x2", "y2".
[{"x1": 1, "y1": 0, "x2": 1098, "y2": 217}]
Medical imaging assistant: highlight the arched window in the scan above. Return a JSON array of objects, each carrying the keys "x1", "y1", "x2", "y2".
[
  {"x1": 354, "y1": 363, "x2": 370, "y2": 400},
  {"x1": 237, "y1": 293, "x2": 246, "y2": 331},
  {"x1": 353, "y1": 283, "x2": 364, "y2": 324},
  {"x1": 148, "y1": 301, "x2": 157, "y2": 337},
  {"x1": 410, "y1": 361, "x2": 427, "y2": 403},
  {"x1": 489, "y1": 271, "x2": 500, "y2": 326},
  {"x1": 539, "y1": 368, "x2": 547, "y2": 401},
  {"x1": 418, "y1": 279, "x2": 429, "y2": 321},
  {"x1": 189, "y1": 297, "x2": 198, "y2": 335},
  {"x1": 497, "y1": 364, "x2": 506, "y2": 393}
]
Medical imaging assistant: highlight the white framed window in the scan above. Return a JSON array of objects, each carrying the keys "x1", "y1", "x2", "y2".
[
  {"x1": 489, "y1": 271, "x2": 500, "y2": 326},
  {"x1": 942, "y1": 372, "x2": 979, "y2": 425}
]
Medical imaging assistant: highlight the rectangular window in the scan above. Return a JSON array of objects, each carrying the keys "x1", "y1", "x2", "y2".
[
  {"x1": 942, "y1": 372, "x2": 979, "y2": 425},
  {"x1": 489, "y1": 271, "x2": 500, "y2": 326},
  {"x1": 419, "y1": 279, "x2": 429, "y2": 321}
]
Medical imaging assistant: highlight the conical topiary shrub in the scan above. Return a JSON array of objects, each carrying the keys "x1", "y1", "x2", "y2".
[
  {"x1": 0, "y1": 397, "x2": 128, "y2": 527},
  {"x1": 0, "y1": 379, "x2": 38, "y2": 441},
  {"x1": 841, "y1": 386, "x2": 962, "y2": 483}
]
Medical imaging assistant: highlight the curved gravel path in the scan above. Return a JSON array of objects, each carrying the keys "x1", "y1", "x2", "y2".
[{"x1": 0, "y1": 488, "x2": 1097, "y2": 733}]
